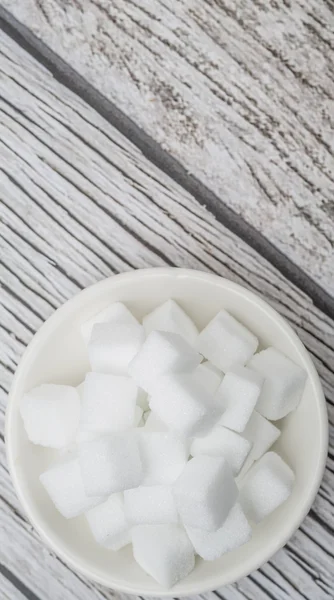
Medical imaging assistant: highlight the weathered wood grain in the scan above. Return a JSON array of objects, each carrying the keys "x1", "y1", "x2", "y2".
[
  {"x1": 0, "y1": 0, "x2": 333, "y2": 295},
  {"x1": 0, "y1": 29, "x2": 334, "y2": 600}
]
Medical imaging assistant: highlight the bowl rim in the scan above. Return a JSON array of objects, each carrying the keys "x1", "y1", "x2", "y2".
[{"x1": 5, "y1": 268, "x2": 329, "y2": 596}]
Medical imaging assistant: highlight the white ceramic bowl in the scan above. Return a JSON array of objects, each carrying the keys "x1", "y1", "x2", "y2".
[{"x1": 6, "y1": 268, "x2": 328, "y2": 596}]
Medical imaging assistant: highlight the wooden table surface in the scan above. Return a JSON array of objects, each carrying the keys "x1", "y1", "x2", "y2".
[{"x1": 0, "y1": 3, "x2": 333, "y2": 599}]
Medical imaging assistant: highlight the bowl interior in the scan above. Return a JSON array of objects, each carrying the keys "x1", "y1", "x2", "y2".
[{"x1": 6, "y1": 269, "x2": 327, "y2": 595}]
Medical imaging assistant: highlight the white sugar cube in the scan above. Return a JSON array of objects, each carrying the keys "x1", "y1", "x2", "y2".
[
  {"x1": 132, "y1": 524, "x2": 195, "y2": 588},
  {"x1": 144, "y1": 410, "x2": 168, "y2": 432},
  {"x1": 186, "y1": 503, "x2": 251, "y2": 560},
  {"x1": 124, "y1": 485, "x2": 178, "y2": 525},
  {"x1": 192, "y1": 361, "x2": 223, "y2": 394},
  {"x1": 240, "y1": 411, "x2": 281, "y2": 476},
  {"x1": 137, "y1": 388, "x2": 149, "y2": 411},
  {"x1": 216, "y1": 366, "x2": 263, "y2": 432},
  {"x1": 190, "y1": 426, "x2": 252, "y2": 476},
  {"x1": 76, "y1": 429, "x2": 99, "y2": 444},
  {"x1": 88, "y1": 320, "x2": 144, "y2": 375},
  {"x1": 79, "y1": 434, "x2": 143, "y2": 496},
  {"x1": 240, "y1": 451, "x2": 294, "y2": 523},
  {"x1": 134, "y1": 405, "x2": 144, "y2": 427},
  {"x1": 80, "y1": 373, "x2": 137, "y2": 433},
  {"x1": 197, "y1": 310, "x2": 258, "y2": 372},
  {"x1": 81, "y1": 302, "x2": 139, "y2": 344},
  {"x1": 85, "y1": 493, "x2": 130, "y2": 550},
  {"x1": 143, "y1": 299, "x2": 198, "y2": 346},
  {"x1": 72, "y1": 383, "x2": 86, "y2": 442},
  {"x1": 248, "y1": 348, "x2": 307, "y2": 420},
  {"x1": 149, "y1": 373, "x2": 220, "y2": 438},
  {"x1": 40, "y1": 458, "x2": 105, "y2": 518},
  {"x1": 76, "y1": 381, "x2": 85, "y2": 399},
  {"x1": 20, "y1": 384, "x2": 80, "y2": 449},
  {"x1": 139, "y1": 432, "x2": 189, "y2": 485},
  {"x1": 128, "y1": 331, "x2": 201, "y2": 393},
  {"x1": 174, "y1": 455, "x2": 238, "y2": 531}
]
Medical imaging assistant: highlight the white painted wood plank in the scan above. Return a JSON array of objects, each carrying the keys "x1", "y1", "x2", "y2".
[
  {"x1": 0, "y1": 0, "x2": 333, "y2": 294},
  {"x1": 0, "y1": 29, "x2": 333, "y2": 600}
]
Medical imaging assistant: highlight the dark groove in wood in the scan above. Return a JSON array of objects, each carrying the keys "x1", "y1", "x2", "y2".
[
  {"x1": 1, "y1": 302, "x2": 35, "y2": 336},
  {"x1": 0, "y1": 358, "x2": 15, "y2": 376},
  {"x1": 299, "y1": 525, "x2": 334, "y2": 560},
  {"x1": 233, "y1": 583, "x2": 253, "y2": 600},
  {"x1": 0, "y1": 493, "x2": 26, "y2": 523},
  {"x1": 0, "y1": 563, "x2": 42, "y2": 600},
  {"x1": 286, "y1": 547, "x2": 318, "y2": 581},
  {"x1": 0, "y1": 276, "x2": 46, "y2": 323},
  {"x1": 247, "y1": 573, "x2": 278, "y2": 600},
  {"x1": 1, "y1": 323, "x2": 26, "y2": 348},
  {"x1": 0, "y1": 7, "x2": 333, "y2": 320},
  {"x1": 213, "y1": 590, "x2": 229, "y2": 600},
  {"x1": 0, "y1": 385, "x2": 8, "y2": 397},
  {"x1": 268, "y1": 562, "x2": 310, "y2": 600},
  {"x1": 309, "y1": 508, "x2": 334, "y2": 536},
  {"x1": 1, "y1": 230, "x2": 61, "y2": 309},
  {"x1": 260, "y1": 567, "x2": 290, "y2": 597}
]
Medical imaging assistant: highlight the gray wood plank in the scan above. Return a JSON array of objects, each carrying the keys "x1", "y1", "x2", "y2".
[
  {"x1": 0, "y1": 0, "x2": 333, "y2": 296},
  {"x1": 0, "y1": 29, "x2": 333, "y2": 600}
]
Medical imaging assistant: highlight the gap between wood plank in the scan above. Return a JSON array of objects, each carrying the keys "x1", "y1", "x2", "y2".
[
  {"x1": 0, "y1": 5, "x2": 333, "y2": 322},
  {"x1": 0, "y1": 563, "x2": 42, "y2": 600}
]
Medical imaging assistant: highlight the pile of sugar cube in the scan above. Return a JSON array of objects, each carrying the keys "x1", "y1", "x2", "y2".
[{"x1": 20, "y1": 299, "x2": 307, "y2": 588}]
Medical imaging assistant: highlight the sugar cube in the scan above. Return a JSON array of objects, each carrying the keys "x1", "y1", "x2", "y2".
[
  {"x1": 248, "y1": 348, "x2": 307, "y2": 420},
  {"x1": 88, "y1": 320, "x2": 144, "y2": 375},
  {"x1": 76, "y1": 381, "x2": 85, "y2": 399},
  {"x1": 132, "y1": 524, "x2": 195, "y2": 588},
  {"x1": 76, "y1": 429, "x2": 99, "y2": 444},
  {"x1": 143, "y1": 299, "x2": 198, "y2": 346},
  {"x1": 137, "y1": 388, "x2": 149, "y2": 411},
  {"x1": 138, "y1": 432, "x2": 189, "y2": 485},
  {"x1": 144, "y1": 410, "x2": 168, "y2": 432},
  {"x1": 79, "y1": 434, "x2": 143, "y2": 496},
  {"x1": 190, "y1": 426, "x2": 252, "y2": 476},
  {"x1": 134, "y1": 405, "x2": 144, "y2": 427},
  {"x1": 143, "y1": 410, "x2": 150, "y2": 423},
  {"x1": 216, "y1": 366, "x2": 263, "y2": 432},
  {"x1": 149, "y1": 373, "x2": 220, "y2": 438},
  {"x1": 128, "y1": 331, "x2": 201, "y2": 393},
  {"x1": 240, "y1": 451, "x2": 294, "y2": 523},
  {"x1": 40, "y1": 458, "x2": 105, "y2": 518},
  {"x1": 80, "y1": 373, "x2": 137, "y2": 433},
  {"x1": 197, "y1": 310, "x2": 258, "y2": 372},
  {"x1": 173, "y1": 455, "x2": 238, "y2": 531},
  {"x1": 186, "y1": 503, "x2": 251, "y2": 560},
  {"x1": 81, "y1": 302, "x2": 139, "y2": 344},
  {"x1": 239, "y1": 411, "x2": 281, "y2": 476},
  {"x1": 192, "y1": 361, "x2": 223, "y2": 394},
  {"x1": 85, "y1": 493, "x2": 130, "y2": 550},
  {"x1": 124, "y1": 485, "x2": 178, "y2": 525},
  {"x1": 20, "y1": 384, "x2": 80, "y2": 449}
]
